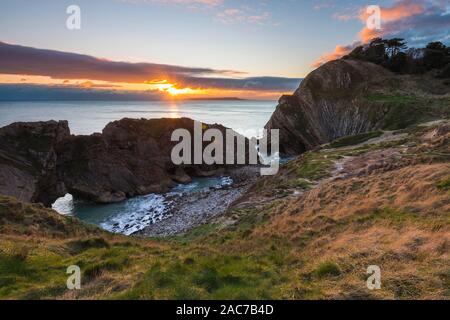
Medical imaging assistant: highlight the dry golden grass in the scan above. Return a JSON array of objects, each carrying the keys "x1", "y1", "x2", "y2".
[{"x1": 251, "y1": 163, "x2": 449, "y2": 299}]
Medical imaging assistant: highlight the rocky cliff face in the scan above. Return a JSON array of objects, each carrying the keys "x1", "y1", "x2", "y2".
[
  {"x1": 0, "y1": 118, "x2": 252, "y2": 205},
  {"x1": 0, "y1": 121, "x2": 70, "y2": 206},
  {"x1": 265, "y1": 59, "x2": 450, "y2": 155}
]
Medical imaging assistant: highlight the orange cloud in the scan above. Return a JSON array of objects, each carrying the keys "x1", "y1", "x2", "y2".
[
  {"x1": 313, "y1": 1, "x2": 432, "y2": 67},
  {"x1": 358, "y1": 27, "x2": 382, "y2": 43},
  {"x1": 358, "y1": 1, "x2": 425, "y2": 42},
  {"x1": 359, "y1": 2, "x2": 424, "y2": 22},
  {"x1": 311, "y1": 44, "x2": 355, "y2": 68}
]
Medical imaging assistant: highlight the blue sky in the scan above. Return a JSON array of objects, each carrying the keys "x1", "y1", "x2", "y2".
[
  {"x1": 0, "y1": 0, "x2": 449, "y2": 99},
  {"x1": 0, "y1": 0, "x2": 389, "y2": 77}
]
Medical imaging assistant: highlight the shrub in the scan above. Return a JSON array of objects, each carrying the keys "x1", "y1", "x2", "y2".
[
  {"x1": 83, "y1": 257, "x2": 126, "y2": 281},
  {"x1": 437, "y1": 178, "x2": 450, "y2": 191},
  {"x1": 193, "y1": 266, "x2": 221, "y2": 293},
  {"x1": 313, "y1": 262, "x2": 342, "y2": 279},
  {"x1": 67, "y1": 237, "x2": 110, "y2": 254}
]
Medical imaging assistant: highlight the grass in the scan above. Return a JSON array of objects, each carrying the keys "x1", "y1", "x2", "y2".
[
  {"x1": 365, "y1": 94, "x2": 418, "y2": 104},
  {"x1": 0, "y1": 195, "x2": 292, "y2": 299},
  {"x1": 327, "y1": 131, "x2": 383, "y2": 148},
  {"x1": 286, "y1": 151, "x2": 340, "y2": 181},
  {"x1": 366, "y1": 94, "x2": 423, "y2": 130},
  {"x1": 116, "y1": 250, "x2": 285, "y2": 300},
  {"x1": 362, "y1": 207, "x2": 418, "y2": 224},
  {"x1": 313, "y1": 262, "x2": 342, "y2": 279},
  {"x1": 83, "y1": 256, "x2": 129, "y2": 281},
  {"x1": 293, "y1": 178, "x2": 313, "y2": 189},
  {"x1": 365, "y1": 94, "x2": 450, "y2": 130},
  {"x1": 171, "y1": 223, "x2": 219, "y2": 243},
  {"x1": 437, "y1": 177, "x2": 450, "y2": 192},
  {"x1": 67, "y1": 237, "x2": 110, "y2": 254}
]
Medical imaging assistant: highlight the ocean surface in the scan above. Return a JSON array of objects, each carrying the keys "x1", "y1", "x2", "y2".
[
  {"x1": 0, "y1": 100, "x2": 276, "y2": 234},
  {"x1": 0, "y1": 100, "x2": 276, "y2": 138}
]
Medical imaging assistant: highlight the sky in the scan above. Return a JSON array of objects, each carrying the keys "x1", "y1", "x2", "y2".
[{"x1": 0, "y1": 0, "x2": 449, "y2": 100}]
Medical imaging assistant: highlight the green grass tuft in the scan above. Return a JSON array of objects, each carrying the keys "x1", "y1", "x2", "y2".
[
  {"x1": 313, "y1": 262, "x2": 342, "y2": 279},
  {"x1": 67, "y1": 237, "x2": 110, "y2": 254},
  {"x1": 293, "y1": 178, "x2": 313, "y2": 189},
  {"x1": 437, "y1": 177, "x2": 450, "y2": 191}
]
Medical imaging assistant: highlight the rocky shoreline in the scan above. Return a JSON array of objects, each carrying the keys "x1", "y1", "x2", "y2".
[{"x1": 135, "y1": 166, "x2": 260, "y2": 237}]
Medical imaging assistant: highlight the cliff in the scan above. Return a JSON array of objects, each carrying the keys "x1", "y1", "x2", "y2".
[
  {"x1": 265, "y1": 59, "x2": 450, "y2": 155},
  {"x1": 0, "y1": 121, "x2": 70, "y2": 206},
  {"x1": 0, "y1": 118, "x2": 252, "y2": 205}
]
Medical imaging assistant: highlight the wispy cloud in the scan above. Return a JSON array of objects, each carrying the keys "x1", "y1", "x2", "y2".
[
  {"x1": 119, "y1": 0, "x2": 224, "y2": 8},
  {"x1": 332, "y1": 13, "x2": 354, "y2": 21},
  {"x1": 215, "y1": 7, "x2": 271, "y2": 25},
  {"x1": 0, "y1": 83, "x2": 166, "y2": 101},
  {"x1": 313, "y1": 0, "x2": 336, "y2": 11},
  {"x1": 120, "y1": 0, "x2": 275, "y2": 25}
]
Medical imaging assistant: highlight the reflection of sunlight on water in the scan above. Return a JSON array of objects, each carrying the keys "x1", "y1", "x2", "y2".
[{"x1": 168, "y1": 101, "x2": 180, "y2": 118}]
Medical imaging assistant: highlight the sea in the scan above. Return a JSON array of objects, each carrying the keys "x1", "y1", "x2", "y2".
[{"x1": 0, "y1": 100, "x2": 276, "y2": 234}]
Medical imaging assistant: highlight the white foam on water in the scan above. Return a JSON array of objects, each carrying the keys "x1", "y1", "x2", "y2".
[
  {"x1": 52, "y1": 193, "x2": 74, "y2": 215},
  {"x1": 170, "y1": 176, "x2": 233, "y2": 196},
  {"x1": 52, "y1": 176, "x2": 234, "y2": 236},
  {"x1": 100, "y1": 194, "x2": 170, "y2": 236}
]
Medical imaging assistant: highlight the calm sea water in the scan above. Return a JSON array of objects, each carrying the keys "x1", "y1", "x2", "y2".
[
  {"x1": 0, "y1": 100, "x2": 275, "y2": 234},
  {"x1": 0, "y1": 100, "x2": 276, "y2": 138}
]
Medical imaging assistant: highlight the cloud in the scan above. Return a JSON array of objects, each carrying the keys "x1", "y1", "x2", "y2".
[
  {"x1": 0, "y1": 84, "x2": 166, "y2": 101},
  {"x1": 312, "y1": 43, "x2": 358, "y2": 68},
  {"x1": 247, "y1": 12, "x2": 270, "y2": 24},
  {"x1": 0, "y1": 41, "x2": 233, "y2": 82},
  {"x1": 359, "y1": 1, "x2": 450, "y2": 44},
  {"x1": 313, "y1": 1, "x2": 336, "y2": 11},
  {"x1": 332, "y1": 13, "x2": 354, "y2": 21},
  {"x1": 215, "y1": 7, "x2": 271, "y2": 25},
  {"x1": 119, "y1": 0, "x2": 223, "y2": 7},
  {"x1": 121, "y1": 0, "x2": 276, "y2": 26},
  {"x1": 216, "y1": 8, "x2": 244, "y2": 24},
  {"x1": 0, "y1": 42, "x2": 301, "y2": 92},
  {"x1": 359, "y1": 1, "x2": 425, "y2": 23},
  {"x1": 313, "y1": 0, "x2": 450, "y2": 67},
  {"x1": 357, "y1": 0, "x2": 427, "y2": 42},
  {"x1": 180, "y1": 76, "x2": 301, "y2": 91}
]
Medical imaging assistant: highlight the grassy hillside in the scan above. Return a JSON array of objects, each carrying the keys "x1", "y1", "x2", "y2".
[{"x1": 0, "y1": 120, "x2": 449, "y2": 300}]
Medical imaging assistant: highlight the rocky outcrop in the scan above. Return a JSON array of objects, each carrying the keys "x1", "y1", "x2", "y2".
[
  {"x1": 0, "y1": 118, "x2": 253, "y2": 205},
  {"x1": 265, "y1": 59, "x2": 450, "y2": 155},
  {"x1": 0, "y1": 121, "x2": 70, "y2": 206},
  {"x1": 265, "y1": 59, "x2": 394, "y2": 155}
]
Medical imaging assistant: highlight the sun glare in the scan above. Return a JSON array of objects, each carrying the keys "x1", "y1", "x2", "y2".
[
  {"x1": 153, "y1": 80, "x2": 202, "y2": 96},
  {"x1": 166, "y1": 86, "x2": 196, "y2": 96}
]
